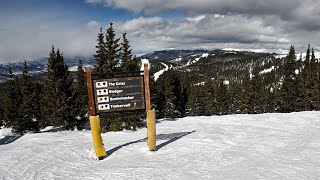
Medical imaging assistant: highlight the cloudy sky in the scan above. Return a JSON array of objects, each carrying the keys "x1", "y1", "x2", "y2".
[{"x1": 0, "y1": 0, "x2": 319, "y2": 63}]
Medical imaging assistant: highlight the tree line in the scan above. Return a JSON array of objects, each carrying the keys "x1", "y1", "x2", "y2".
[
  {"x1": 0, "y1": 22, "x2": 140, "y2": 134},
  {"x1": 151, "y1": 45, "x2": 320, "y2": 118}
]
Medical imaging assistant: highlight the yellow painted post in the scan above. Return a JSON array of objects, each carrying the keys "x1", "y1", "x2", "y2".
[
  {"x1": 86, "y1": 68, "x2": 106, "y2": 160},
  {"x1": 147, "y1": 109, "x2": 156, "y2": 151},
  {"x1": 144, "y1": 64, "x2": 156, "y2": 151},
  {"x1": 89, "y1": 115, "x2": 107, "y2": 159}
]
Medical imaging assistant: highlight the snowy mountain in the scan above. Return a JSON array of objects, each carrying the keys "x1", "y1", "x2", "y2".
[
  {"x1": 0, "y1": 58, "x2": 96, "y2": 83},
  {"x1": 141, "y1": 49, "x2": 273, "y2": 67},
  {"x1": 1, "y1": 111, "x2": 320, "y2": 179}
]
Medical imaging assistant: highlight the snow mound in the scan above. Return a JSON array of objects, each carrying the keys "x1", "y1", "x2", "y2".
[{"x1": 0, "y1": 128, "x2": 13, "y2": 137}]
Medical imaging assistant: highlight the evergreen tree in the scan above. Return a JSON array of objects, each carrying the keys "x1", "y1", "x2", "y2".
[
  {"x1": 73, "y1": 60, "x2": 88, "y2": 129},
  {"x1": 251, "y1": 67, "x2": 266, "y2": 113},
  {"x1": 279, "y1": 46, "x2": 298, "y2": 113},
  {"x1": 265, "y1": 87, "x2": 277, "y2": 113},
  {"x1": 203, "y1": 65, "x2": 217, "y2": 116},
  {"x1": 20, "y1": 62, "x2": 40, "y2": 132},
  {"x1": 104, "y1": 22, "x2": 121, "y2": 72},
  {"x1": 42, "y1": 47, "x2": 77, "y2": 129},
  {"x1": 151, "y1": 66, "x2": 166, "y2": 118},
  {"x1": 186, "y1": 85, "x2": 205, "y2": 116},
  {"x1": 304, "y1": 44, "x2": 311, "y2": 72},
  {"x1": 3, "y1": 67, "x2": 20, "y2": 128},
  {"x1": 157, "y1": 69, "x2": 184, "y2": 118},
  {"x1": 239, "y1": 70, "x2": 253, "y2": 113},
  {"x1": 93, "y1": 28, "x2": 107, "y2": 73},
  {"x1": 295, "y1": 68, "x2": 307, "y2": 111},
  {"x1": 120, "y1": 32, "x2": 133, "y2": 71},
  {"x1": 0, "y1": 103, "x2": 3, "y2": 127},
  {"x1": 216, "y1": 80, "x2": 230, "y2": 115},
  {"x1": 308, "y1": 48, "x2": 318, "y2": 109}
]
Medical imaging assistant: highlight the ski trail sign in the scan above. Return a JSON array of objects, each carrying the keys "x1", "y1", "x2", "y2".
[{"x1": 93, "y1": 76, "x2": 145, "y2": 113}]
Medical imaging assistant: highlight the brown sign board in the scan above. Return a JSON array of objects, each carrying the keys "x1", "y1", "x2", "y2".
[{"x1": 93, "y1": 76, "x2": 145, "y2": 113}]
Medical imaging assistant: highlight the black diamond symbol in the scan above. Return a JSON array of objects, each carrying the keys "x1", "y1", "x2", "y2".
[{"x1": 103, "y1": 82, "x2": 106, "y2": 85}]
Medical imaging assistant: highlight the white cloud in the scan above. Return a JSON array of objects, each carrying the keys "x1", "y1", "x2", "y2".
[
  {"x1": 1, "y1": 0, "x2": 319, "y2": 63},
  {"x1": 86, "y1": 20, "x2": 101, "y2": 31},
  {"x1": 86, "y1": 0, "x2": 320, "y2": 32},
  {"x1": 0, "y1": 15, "x2": 100, "y2": 63},
  {"x1": 115, "y1": 14, "x2": 296, "y2": 54}
]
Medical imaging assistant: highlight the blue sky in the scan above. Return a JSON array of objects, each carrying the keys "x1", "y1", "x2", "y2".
[{"x1": 0, "y1": 0, "x2": 319, "y2": 63}]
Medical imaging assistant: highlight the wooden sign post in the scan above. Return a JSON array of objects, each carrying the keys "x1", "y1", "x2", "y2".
[
  {"x1": 86, "y1": 68, "x2": 106, "y2": 160},
  {"x1": 144, "y1": 64, "x2": 156, "y2": 151},
  {"x1": 86, "y1": 64, "x2": 156, "y2": 159}
]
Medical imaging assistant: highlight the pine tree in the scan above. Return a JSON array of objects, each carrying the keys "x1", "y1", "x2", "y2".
[
  {"x1": 20, "y1": 62, "x2": 40, "y2": 132},
  {"x1": 157, "y1": 69, "x2": 183, "y2": 118},
  {"x1": 308, "y1": 48, "x2": 318, "y2": 109},
  {"x1": 93, "y1": 28, "x2": 107, "y2": 73},
  {"x1": 0, "y1": 103, "x2": 3, "y2": 127},
  {"x1": 295, "y1": 68, "x2": 306, "y2": 111},
  {"x1": 42, "y1": 47, "x2": 77, "y2": 129},
  {"x1": 203, "y1": 65, "x2": 217, "y2": 116},
  {"x1": 104, "y1": 22, "x2": 121, "y2": 72},
  {"x1": 3, "y1": 67, "x2": 20, "y2": 128},
  {"x1": 239, "y1": 70, "x2": 253, "y2": 113},
  {"x1": 3, "y1": 68, "x2": 26, "y2": 134},
  {"x1": 279, "y1": 46, "x2": 298, "y2": 113},
  {"x1": 186, "y1": 85, "x2": 205, "y2": 116},
  {"x1": 304, "y1": 44, "x2": 311, "y2": 72},
  {"x1": 120, "y1": 32, "x2": 133, "y2": 71},
  {"x1": 251, "y1": 67, "x2": 266, "y2": 114},
  {"x1": 216, "y1": 80, "x2": 230, "y2": 115},
  {"x1": 73, "y1": 60, "x2": 88, "y2": 129},
  {"x1": 151, "y1": 66, "x2": 166, "y2": 118}
]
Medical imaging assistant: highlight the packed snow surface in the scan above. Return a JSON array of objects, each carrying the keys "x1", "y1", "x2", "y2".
[{"x1": 1, "y1": 111, "x2": 320, "y2": 179}]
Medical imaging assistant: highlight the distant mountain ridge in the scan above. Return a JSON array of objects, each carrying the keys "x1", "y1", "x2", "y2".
[
  {"x1": 0, "y1": 48, "x2": 292, "y2": 83},
  {"x1": 0, "y1": 57, "x2": 96, "y2": 82}
]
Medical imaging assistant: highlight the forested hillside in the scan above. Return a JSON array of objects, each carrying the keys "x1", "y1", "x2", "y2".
[{"x1": 0, "y1": 21, "x2": 319, "y2": 134}]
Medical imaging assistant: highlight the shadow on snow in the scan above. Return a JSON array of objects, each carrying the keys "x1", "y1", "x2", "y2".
[
  {"x1": 0, "y1": 136, "x2": 21, "y2": 145},
  {"x1": 107, "y1": 130, "x2": 196, "y2": 156}
]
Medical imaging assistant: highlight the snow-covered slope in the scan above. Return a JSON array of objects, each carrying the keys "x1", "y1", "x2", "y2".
[
  {"x1": 154, "y1": 62, "x2": 169, "y2": 81},
  {"x1": 1, "y1": 111, "x2": 320, "y2": 179}
]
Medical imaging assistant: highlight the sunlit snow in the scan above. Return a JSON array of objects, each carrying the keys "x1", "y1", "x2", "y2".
[{"x1": 1, "y1": 112, "x2": 319, "y2": 179}]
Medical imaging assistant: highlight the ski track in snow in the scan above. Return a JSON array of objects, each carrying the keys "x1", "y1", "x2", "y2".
[
  {"x1": 154, "y1": 62, "x2": 169, "y2": 81},
  {"x1": 0, "y1": 112, "x2": 320, "y2": 179}
]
